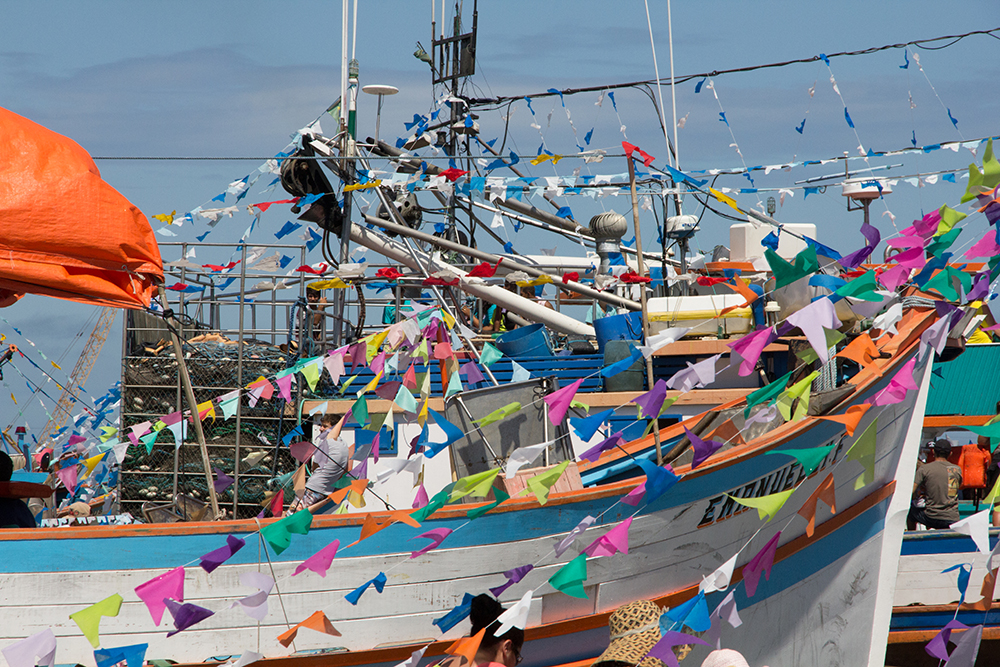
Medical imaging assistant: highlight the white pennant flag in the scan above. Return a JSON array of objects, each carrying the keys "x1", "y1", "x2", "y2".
[
  {"x1": 505, "y1": 442, "x2": 550, "y2": 479},
  {"x1": 555, "y1": 515, "x2": 596, "y2": 556},
  {"x1": 699, "y1": 553, "x2": 738, "y2": 594},
  {"x1": 495, "y1": 589, "x2": 533, "y2": 635},
  {"x1": 951, "y1": 509, "x2": 991, "y2": 554}
]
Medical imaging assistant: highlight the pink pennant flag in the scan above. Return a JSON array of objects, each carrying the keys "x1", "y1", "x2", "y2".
[
  {"x1": 370, "y1": 351, "x2": 386, "y2": 376},
  {"x1": 871, "y1": 356, "x2": 917, "y2": 406},
  {"x1": 885, "y1": 234, "x2": 926, "y2": 249},
  {"x1": 247, "y1": 378, "x2": 273, "y2": 407},
  {"x1": 128, "y1": 421, "x2": 152, "y2": 445},
  {"x1": 966, "y1": 229, "x2": 1000, "y2": 259},
  {"x1": 294, "y1": 539, "x2": 340, "y2": 577},
  {"x1": 892, "y1": 246, "x2": 927, "y2": 270},
  {"x1": 544, "y1": 379, "x2": 585, "y2": 426},
  {"x1": 290, "y1": 441, "x2": 318, "y2": 463},
  {"x1": 742, "y1": 532, "x2": 780, "y2": 597},
  {"x1": 879, "y1": 265, "x2": 910, "y2": 292},
  {"x1": 433, "y1": 341, "x2": 453, "y2": 360},
  {"x1": 325, "y1": 352, "x2": 345, "y2": 385},
  {"x1": 67, "y1": 434, "x2": 86, "y2": 448},
  {"x1": 920, "y1": 317, "x2": 952, "y2": 360},
  {"x1": 412, "y1": 484, "x2": 429, "y2": 509},
  {"x1": 583, "y1": 517, "x2": 632, "y2": 557},
  {"x1": 275, "y1": 374, "x2": 293, "y2": 403},
  {"x1": 786, "y1": 297, "x2": 841, "y2": 365},
  {"x1": 622, "y1": 483, "x2": 646, "y2": 506},
  {"x1": 135, "y1": 567, "x2": 185, "y2": 625},
  {"x1": 349, "y1": 341, "x2": 367, "y2": 372},
  {"x1": 410, "y1": 527, "x2": 453, "y2": 558},
  {"x1": 403, "y1": 364, "x2": 418, "y2": 391},
  {"x1": 728, "y1": 327, "x2": 776, "y2": 376},
  {"x1": 56, "y1": 466, "x2": 78, "y2": 494}
]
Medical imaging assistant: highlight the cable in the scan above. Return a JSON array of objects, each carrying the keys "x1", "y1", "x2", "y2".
[{"x1": 467, "y1": 27, "x2": 1000, "y2": 106}]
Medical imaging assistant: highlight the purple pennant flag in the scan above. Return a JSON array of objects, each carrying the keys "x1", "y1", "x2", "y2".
[
  {"x1": 645, "y1": 631, "x2": 710, "y2": 667},
  {"x1": 580, "y1": 432, "x2": 624, "y2": 463},
  {"x1": 212, "y1": 468, "x2": 234, "y2": 494},
  {"x1": 743, "y1": 532, "x2": 780, "y2": 597},
  {"x1": 966, "y1": 271, "x2": 990, "y2": 302},
  {"x1": 925, "y1": 619, "x2": 968, "y2": 661},
  {"x1": 374, "y1": 380, "x2": 402, "y2": 400},
  {"x1": 684, "y1": 426, "x2": 723, "y2": 469},
  {"x1": 199, "y1": 534, "x2": 246, "y2": 573},
  {"x1": 459, "y1": 361, "x2": 485, "y2": 384},
  {"x1": 631, "y1": 379, "x2": 667, "y2": 420},
  {"x1": 489, "y1": 564, "x2": 535, "y2": 597},
  {"x1": 370, "y1": 351, "x2": 386, "y2": 376},
  {"x1": 349, "y1": 342, "x2": 367, "y2": 372},
  {"x1": 839, "y1": 221, "x2": 881, "y2": 269},
  {"x1": 164, "y1": 599, "x2": 214, "y2": 637}
]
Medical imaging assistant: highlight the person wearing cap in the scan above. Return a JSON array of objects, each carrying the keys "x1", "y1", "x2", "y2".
[
  {"x1": 592, "y1": 599, "x2": 666, "y2": 667},
  {"x1": 907, "y1": 438, "x2": 962, "y2": 530}
]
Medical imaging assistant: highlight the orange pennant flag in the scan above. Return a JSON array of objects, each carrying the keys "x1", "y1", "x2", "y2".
[
  {"x1": 796, "y1": 472, "x2": 837, "y2": 538},
  {"x1": 721, "y1": 279, "x2": 759, "y2": 305},
  {"x1": 707, "y1": 419, "x2": 745, "y2": 446},
  {"x1": 293, "y1": 464, "x2": 307, "y2": 499},
  {"x1": 348, "y1": 509, "x2": 421, "y2": 548},
  {"x1": 836, "y1": 332, "x2": 878, "y2": 368},
  {"x1": 816, "y1": 403, "x2": 872, "y2": 437},
  {"x1": 329, "y1": 413, "x2": 349, "y2": 439},
  {"x1": 328, "y1": 478, "x2": 368, "y2": 506},
  {"x1": 446, "y1": 628, "x2": 486, "y2": 666},
  {"x1": 962, "y1": 568, "x2": 998, "y2": 612},
  {"x1": 277, "y1": 610, "x2": 342, "y2": 647}
]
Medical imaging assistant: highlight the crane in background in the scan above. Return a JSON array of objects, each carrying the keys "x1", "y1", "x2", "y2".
[{"x1": 34, "y1": 307, "x2": 117, "y2": 447}]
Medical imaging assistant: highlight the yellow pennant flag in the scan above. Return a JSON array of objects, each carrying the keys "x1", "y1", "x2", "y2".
[
  {"x1": 776, "y1": 371, "x2": 819, "y2": 423},
  {"x1": 69, "y1": 593, "x2": 123, "y2": 648},
  {"x1": 152, "y1": 210, "x2": 176, "y2": 225},
  {"x1": 197, "y1": 400, "x2": 216, "y2": 422},
  {"x1": 357, "y1": 370, "x2": 383, "y2": 397},
  {"x1": 530, "y1": 154, "x2": 553, "y2": 166},
  {"x1": 710, "y1": 187, "x2": 742, "y2": 213},
  {"x1": 728, "y1": 489, "x2": 795, "y2": 521},
  {"x1": 442, "y1": 310, "x2": 456, "y2": 329},
  {"x1": 368, "y1": 330, "x2": 389, "y2": 360},
  {"x1": 417, "y1": 398, "x2": 429, "y2": 427},
  {"x1": 526, "y1": 460, "x2": 570, "y2": 505},
  {"x1": 846, "y1": 418, "x2": 877, "y2": 490},
  {"x1": 82, "y1": 452, "x2": 107, "y2": 480},
  {"x1": 99, "y1": 426, "x2": 118, "y2": 443},
  {"x1": 51, "y1": 361, "x2": 62, "y2": 370},
  {"x1": 300, "y1": 359, "x2": 321, "y2": 391},
  {"x1": 309, "y1": 278, "x2": 349, "y2": 289}
]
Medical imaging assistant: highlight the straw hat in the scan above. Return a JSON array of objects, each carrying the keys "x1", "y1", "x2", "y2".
[
  {"x1": 592, "y1": 600, "x2": 665, "y2": 667},
  {"x1": 700, "y1": 650, "x2": 750, "y2": 667}
]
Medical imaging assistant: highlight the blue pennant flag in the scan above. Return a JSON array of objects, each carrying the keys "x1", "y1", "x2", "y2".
[
  {"x1": 425, "y1": 409, "x2": 464, "y2": 458},
  {"x1": 948, "y1": 108, "x2": 959, "y2": 129},
  {"x1": 695, "y1": 78, "x2": 707, "y2": 93},
  {"x1": 306, "y1": 227, "x2": 322, "y2": 252},
  {"x1": 274, "y1": 221, "x2": 301, "y2": 239},
  {"x1": 547, "y1": 88, "x2": 565, "y2": 107},
  {"x1": 584, "y1": 128, "x2": 594, "y2": 145},
  {"x1": 795, "y1": 119, "x2": 806, "y2": 134},
  {"x1": 571, "y1": 409, "x2": 615, "y2": 441},
  {"x1": 432, "y1": 593, "x2": 475, "y2": 632},
  {"x1": 844, "y1": 108, "x2": 855, "y2": 129},
  {"x1": 899, "y1": 50, "x2": 909, "y2": 69},
  {"x1": 345, "y1": 572, "x2": 387, "y2": 605}
]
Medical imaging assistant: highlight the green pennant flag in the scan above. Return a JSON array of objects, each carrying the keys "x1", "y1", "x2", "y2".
[
  {"x1": 450, "y1": 468, "x2": 502, "y2": 501},
  {"x1": 300, "y1": 358, "x2": 321, "y2": 391},
  {"x1": 219, "y1": 395, "x2": 240, "y2": 420},
  {"x1": 935, "y1": 204, "x2": 968, "y2": 237},
  {"x1": 393, "y1": 384, "x2": 418, "y2": 413},
  {"x1": 473, "y1": 401, "x2": 522, "y2": 428},
  {"x1": 480, "y1": 343, "x2": 503, "y2": 368},
  {"x1": 548, "y1": 553, "x2": 589, "y2": 598},
  {"x1": 445, "y1": 370, "x2": 463, "y2": 397},
  {"x1": 643, "y1": 396, "x2": 679, "y2": 436},
  {"x1": 69, "y1": 593, "x2": 123, "y2": 648},
  {"x1": 744, "y1": 372, "x2": 792, "y2": 419},
  {"x1": 846, "y1": 418, "x2": 878, "y2": 490},
  {"x1": 969, "y1": 421, "x2": 1000, "y2": 439},
  {"x1": 962, "y1": 139, "x2": 1000, "y2": 203},
  {"x1": 140, "y1": 430, "x2": 159, "y2": 454},
  {"x1": 765, "y1": 246, "x2": 819, "y2": 289},
  {"x1": 766, "y1": 443, "x2": 837, "y2": 476},
  {"x1": 352, "y1": 395, "x2": 369, "y2": 426},
  {"x1": 776, "y1": 371, "x2": 819, "y2": 423},
  {"x1": 467, "y1": 488, "x2": 511, "y2": 520},
  {"x1": 835, "y1": 270, "x2": 881, "y2": 302},
  {"x1": 260, "y1": 509, "x2": 313, "y2": 555},
  {"x1": 796, "y1": 329, "x2": 846, "y2": 364},
  {"x1": 926, "y1": 226, "x2": 962, "y2": 257},
  {"x1": 922, "y1": 266, "x2": 970, "y2": 302},
  {"x1": 411, "y1": 484, "x2": 455, "y2": 522},
  {"x1": 527, "y1": 460, "x2": 570, "y2": 505},
  {"x1": 728, "y1": 489, "x2": 794, "y2": 521},
  {"x1": 570, "y1": 398, "x2": 590, "y2": 411}
]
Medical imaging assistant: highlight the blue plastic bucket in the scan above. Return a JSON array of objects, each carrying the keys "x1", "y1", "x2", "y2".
[
  {"x1": 593, "y1": 312, "x2": 644, "y2": 352},
  {"x1": 495, "y1": 323, "x2": 553, "y2": 358}
]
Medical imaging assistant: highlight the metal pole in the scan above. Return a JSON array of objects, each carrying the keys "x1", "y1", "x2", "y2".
[
  {"x1": 157, "y1": 285, "x2": 221, "y2": 519},
  {"x1": 233, "y1": 243, "x2": 248, "y2": 517},
  {"x1": 626, "y1": 158, "x2": 663, "y2": 466}
]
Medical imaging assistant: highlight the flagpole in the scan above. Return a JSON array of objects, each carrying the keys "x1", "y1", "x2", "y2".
[{"x1": 626, "y1": 158, "x2": 663, "y2": 466}]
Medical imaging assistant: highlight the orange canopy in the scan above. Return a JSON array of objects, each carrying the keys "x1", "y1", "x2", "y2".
[{"x1": 0, "y1": 107, "x2": 162, "y2": 309}]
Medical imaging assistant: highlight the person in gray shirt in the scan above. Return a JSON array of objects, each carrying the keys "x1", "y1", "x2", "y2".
[
  {"x1": 907, "y1": 439, "x2": 962, "y2": 530},
  {"x1": 288, "y1": 414, "x2": 350, "y2": 513}
]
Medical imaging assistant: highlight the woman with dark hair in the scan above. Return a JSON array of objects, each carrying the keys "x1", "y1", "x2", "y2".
[{"x1": 469, "y1": 594, "x2": 525, "y2": 667}]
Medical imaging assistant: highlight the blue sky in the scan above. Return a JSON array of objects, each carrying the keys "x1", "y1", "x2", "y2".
[{"x1": 1, "y1": 1, "x2": 998, "y2": 439}]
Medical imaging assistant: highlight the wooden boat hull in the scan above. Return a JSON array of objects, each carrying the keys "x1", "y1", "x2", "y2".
[{"x1": 1, "y1": 327, "x2": 931, "y2": 667}]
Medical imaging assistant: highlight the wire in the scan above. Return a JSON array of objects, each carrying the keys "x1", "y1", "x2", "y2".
[{"x1": 467, "y1": 27, "x2": 1000, "y2": 106}]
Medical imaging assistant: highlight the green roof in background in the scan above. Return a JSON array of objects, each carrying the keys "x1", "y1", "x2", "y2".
[{"x1": 927, "y1": 344, "x2": 1000, "y2": 416}]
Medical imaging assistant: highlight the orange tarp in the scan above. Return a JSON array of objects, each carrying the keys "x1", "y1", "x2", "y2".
[{"x1": 0, "y1": 107, "x2": 162, "y2": 309}]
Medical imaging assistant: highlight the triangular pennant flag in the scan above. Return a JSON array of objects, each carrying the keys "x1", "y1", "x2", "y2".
[
  {"x1": 871, "y1": 356, "x2": 918, "y2": 406},
  {"x1": 410, "y1": 527, "x2": 453, "y2": 558},
  {"x1": 950, "y1": 509, "x2": 991, "y2": 554},
  {"x1": 445, "y1": 628, "x2": 486, "y2": 666},
  {"x1": 489, "y1": 564, "x2": 535, "y2": 597},
  {"x1": 685, "y1": 426, "x2": 723, "y2": 469},
  {"x1": 636, "y1": 459, "x2": 679, "y2": 504},
  {"x1": 796, "y1": 472, "x2": 837, "y2": 537},
  {"x1": 765, "y1": 443, "x2": 836, "y2": 476},
  {"x1": 199, "y1": 535, "x2": 245, "y2": 573},
  {"x1": 544, "y1": 379, "x2": 584, "y2": 425},
  {"x1": 837, "y1": 332, "x2": 879, "y2": 368},
  {"x1": 786, "y1": 297, "x2": 842, "y2": 364},
  {"x1": 728, "y1": 489, "x2": 794, "y2": 522},
  {"x1": 744, "y1": 371, "x2": 792, "y2": 418},
  {"x1": 816, "y1": 403, "x2": 872, "y2": 437},
  {"x1": 495, "y1": 589, "x2": 533, "y2": 636},
  {"x1": 511, "y1": 360, "x2": 532, "y2": 382},
  {"x1": 473, "y1": 401, "x2": 521, "y2": 428},
  {"x1": 467, "y1": 487, "x2": 510, "y2": 520},
  {"x1": 451, "y1": 468, "x2": 502, "y2": 500},
  {"x1": 505, "y1": 441, "x2": 550, "y2": 477},
  {"x1": 632, "y1": 380, "x2": 667, "y2": 420},
  {"x1": 164, "y1": 599, "x2": 214, "y2": 637},
  {"x1": 555, "y1": 516, "x2": 596, "y2": 557},
  {"x1": 583, "y1": 517, "x2": 632, "y2": 557},
  {"x1": 93, "y1": 644, "x2": 148, "y2": 667},
  {"x1": 728, "y1": 327, "x2": 777, "y2": 376},
  {"x1": 700, "y1": 553, "x2": 738, "y2": 594},
  {"x1": 229, "y1": 571, "x2": 273, "y2": 621},
  {"x1": 742, "y1": 532, "x2": 780, "y2": 597},
  {"x1": 705, "y1": 591, "x2": 742, "y2": 650},
  {"x1": 664, "y1": 591, "x2": 711, "y2": 633},
  {"x1": 526, "y1": 460, "x2": 570, "y2": 505},
  {"x1": 548, "y1": 553, "x2": 588, "y2": 598},
  {"x1": 2, "y1": 629, "x2": 57, "y2": 667},
  {"x1": 276, "y1": 610, "x2": 342, "y2": 648},
  {"x1": 846, "y1": 418, "x2": 878, "y2": 490},
  {"x1": 775, "y1": 371, "x2": 819, "y2": 422},
  {"x1": 570, "y1": 408, "x2": 614, "y2": 441},
  {"x1": 259, "y1": 509, "x2": 313, "y2": 555},
  {"x1": 646, "y1": 631, "x2": 710, "y2": 667},
  {"x1": 344, "y1": 572, "x2": 388, "y2": 605},
  {"x1": 425, "y1": 409, "x2": 464, "y2": 458},
  {"x1": 135, "y1": 567, "x2": 184, "y2": 625},
  {"x1": 69, "y1": 594, "x2": 123, "y2": 648}
]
